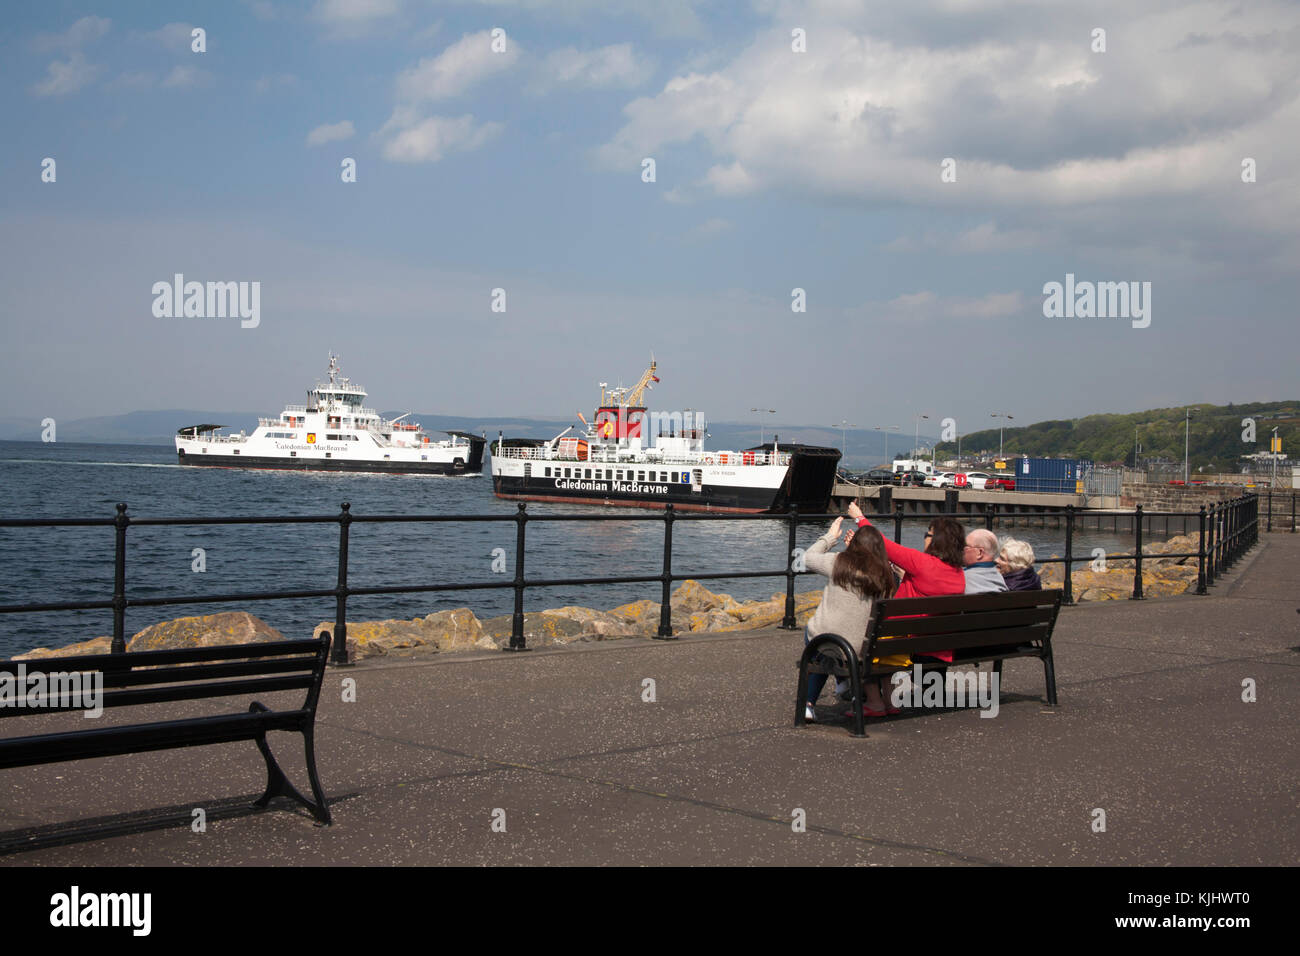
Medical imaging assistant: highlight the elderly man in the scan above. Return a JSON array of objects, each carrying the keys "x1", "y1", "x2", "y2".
[{"x1": 964, "y1": 528, "x2": 1008, "y2": 594}]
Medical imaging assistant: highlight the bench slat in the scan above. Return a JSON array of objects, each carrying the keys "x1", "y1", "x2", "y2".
[
  {"x1": 866, "y1": 626, "x2": 1050, "y2": 657},
  {"x1": 100, "y1": 657, "x2": 319, "y2": 689},
  {"x1": 0, "y1": 674, "x2": 315, "y2": 718},
  {"x1": 871, "y1": 606, "x2": 1059, "y2": 637},
  {"x1": 0, "y1": 637, "x2": 327, "y2": 676},
  {"x1": 0, "y1": 709, "x2": 310, "y2": 769},
  {"x1": 874, "y1": 590, "x2": 1062, "y2": 617}
]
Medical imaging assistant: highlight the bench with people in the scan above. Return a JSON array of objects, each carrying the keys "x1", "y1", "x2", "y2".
[{"x1": 795, "y1": 501, "x2": 1060, "y2": 733}]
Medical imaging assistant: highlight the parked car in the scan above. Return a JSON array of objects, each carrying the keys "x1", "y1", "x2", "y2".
[
  {"x1": 891, "y1": 470, "x2": 927, "y2": 487},
  {"x1": 862, "y1": 468, "x2": 895, "y2": 485},
  {"x1": 926, "y1": 472, "x2": 956, "y2": 487},
  {"x1": 963, "y1": 471, "x2": 993, "y2": 490},
  {"x1": 985, "y1": 476, "x2": 1016, "y2": 491}
]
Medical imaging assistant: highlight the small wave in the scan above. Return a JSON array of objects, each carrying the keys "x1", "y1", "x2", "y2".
[{"x1": 0, "y1": 459, "x2": 183, "y2": 469}]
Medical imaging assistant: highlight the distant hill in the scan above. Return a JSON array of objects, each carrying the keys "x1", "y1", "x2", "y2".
[{"x1": 934, "y1": 401, "x2": 1300, "y2": 469}]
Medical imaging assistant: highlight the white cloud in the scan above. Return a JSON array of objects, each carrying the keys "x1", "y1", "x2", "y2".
[
  {"x1": 314, "y1": 0, "x2": 400, "y2": 22},
  {"x1": 381, "y1": 114, "x2": 503, "y2": 163},
  {"x1": 886, "y1": 221, "x2": 1049, "y2": 254},
  {"x1": 138, "y1": 22, "x2": 195, "y2": 51},
  {"x1": 688, "y1": 218, "x2": 733, "y2": 239},
  {"x1": 307, "y1": 121, "x2": 356, "y2": 146},
  {"x1": 396, "y1": 30, "x2": 520, "y2": 103},
  {"x1": 453, "y1": 0, "x2": 705, "y2": 37},
  {"x1": 593, "y1": 2, "x2": 1300, "y2": 243},
  {"x1": 108, "y1": 71, "x2": 156, "y2": 90},
  {"x1": 534, "y1": 44, "x2": 654, "y2": 92},
  {"x1": 862, "y1": 290, "x2": 1028, "y2": 323},
  {"x1": 162, "y1": 65, "x2": 212, "y2": 89},
  {"x1": 31, "y1": 53, "x2": 99, "y2": 96},
  {"x1": 33, "y1": 16, "x2": 110, "y2": 52},
  {"x1": 379, "y1": 30, "x2": 517, "y2": 161},
  {"x1": 255, "y1": 73, "x2": 300, "y2": 93}
]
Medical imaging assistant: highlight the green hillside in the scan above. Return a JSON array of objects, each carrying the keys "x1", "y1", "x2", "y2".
[{"x1": 933, "y1": 401, "x2": 1299, "y2": 470}]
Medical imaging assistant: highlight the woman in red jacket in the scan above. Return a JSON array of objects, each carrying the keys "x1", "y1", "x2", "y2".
[{"x1": 845, "y1": 501, "x2": 966, "y2": 712}]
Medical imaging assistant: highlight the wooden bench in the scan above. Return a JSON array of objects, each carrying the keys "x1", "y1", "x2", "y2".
[
  {"x1": 796, "y1": 590, "x2": 1063, "y2": 737},
  {"x1": 0, "y1": 634, "x2": 332, "y2": 824}
]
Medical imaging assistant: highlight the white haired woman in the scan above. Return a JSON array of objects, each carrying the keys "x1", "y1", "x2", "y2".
[{"x1": 996, "y1": 537, "x2": 1042, "y2": 591}]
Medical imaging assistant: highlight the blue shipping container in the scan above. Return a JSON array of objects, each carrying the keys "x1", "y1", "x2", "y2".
[{"x1": 1015, "y1": 457, "x2": 1087, "y2": 494}]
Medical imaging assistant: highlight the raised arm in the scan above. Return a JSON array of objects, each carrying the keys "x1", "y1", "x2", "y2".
[
  {"x1": 803, "y1": 518, "x2": 843, "y2": 577},
  {"x1": 847, "y1": 501, "x2": 931, "y2": 577}
]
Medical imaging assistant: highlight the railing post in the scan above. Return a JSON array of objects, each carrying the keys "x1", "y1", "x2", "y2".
[
  {"x1": 984, "y1": 503, "x2": 994, "y2": 531},
  {"x1": 656, "y1": 504, "x2": 676, "y2": 639},
  {"x1": 506, "y1": 502, "x2": 529, "y2": 651},
  {"x1": 331, "y1": 502, "x2": 351, "y2": 666},
  {"x1": 1207, "y1": 503, "x2": 1218, "y2": 584},
  {"x1": 1267, "y1": 489, "x2": 1273, "y2": 533},
  {"x1": 781, "y1": 507, "x2": 799, "y2": 629},
  {"x1": 1196, "y1": 505, "x2": 1207, "y2": 594},
  {"x1": 1063, "y1": 505, "x2": 1075, "y2": 605},
  {"x1": 1292, "y1": 492, "x2": 1296, "y2": 533},
  {"x1": 894, "y1": 503, "x2": 904, "y2": 544},
  {"x1": 1131, "y1": 504, "x2": 1144, "y2": 600},
  {"x1": 111, "y1": 502, "x2": 129, "y2": 654}
]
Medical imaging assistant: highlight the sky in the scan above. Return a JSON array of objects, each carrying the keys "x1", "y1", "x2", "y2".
[{"x1": 2, "y1": 0, "x2": 1298, "y2": 442}]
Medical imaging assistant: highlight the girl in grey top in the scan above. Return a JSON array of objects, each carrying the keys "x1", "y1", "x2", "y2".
[{"x1": 803, "y1": 517, "x2": 897, "y2": 719}]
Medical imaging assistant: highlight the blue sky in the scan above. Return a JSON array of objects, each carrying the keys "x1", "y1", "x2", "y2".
[{"x1": 2, "y1": 0, "x2": 1298, "y2": 440}]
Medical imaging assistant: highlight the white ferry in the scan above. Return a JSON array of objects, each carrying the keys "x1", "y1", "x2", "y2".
[
  {"x1": 491, "y1": 361, "x2": 841, "y2": 513},
  {"x1": 176, "y1": 354, "x2": 486, "y2": 475}
]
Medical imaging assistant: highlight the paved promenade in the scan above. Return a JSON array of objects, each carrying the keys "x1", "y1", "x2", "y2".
[{"x1": 3, "y1": 535, "x2": 1297, "y2": 866}]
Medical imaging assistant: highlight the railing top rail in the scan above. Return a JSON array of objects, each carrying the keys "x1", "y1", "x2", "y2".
[{"x1": 2, "y1": 502, "x2": 1246, "y2": 529}]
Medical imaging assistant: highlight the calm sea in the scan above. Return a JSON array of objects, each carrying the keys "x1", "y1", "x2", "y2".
[{"x1": 0, "y1": 440, "x2": 1162, "y2": 657}]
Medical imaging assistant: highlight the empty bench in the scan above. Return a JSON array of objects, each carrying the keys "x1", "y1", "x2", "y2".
[
  {"x1": 796, "y1": 590, "x2": 1063, "y2": 737},
  {"x1": 0, "y1": 634, "x2": 332, "y2": 824}
]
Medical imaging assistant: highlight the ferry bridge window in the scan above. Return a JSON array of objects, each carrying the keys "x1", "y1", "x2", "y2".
[
  {"x1": 584, "y1": 469, "x2": 591, "y2": 479},
  {"x1": 672, "y1": 472, "x2": 680, "y2": 482},
  {"x1": 616, "y1": 470, "x2": 623, "y2": 480},
  {"x1": 638, "y1": 471, "x2": 645, "y2": 481},
  {"x1": 544, "y1": 467, "x2": 551, "y2": 477},
  {"x1": 564, "y1": 468, "x2": 572, "y2": 478},
  {"x1": 660, "y1": 472, "x2": 667, "y2": 482}
]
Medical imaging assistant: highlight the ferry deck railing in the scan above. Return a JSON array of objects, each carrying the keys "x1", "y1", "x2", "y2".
[{"x1": 0, "y1": 495, "x2": 1259, "y2": 665}]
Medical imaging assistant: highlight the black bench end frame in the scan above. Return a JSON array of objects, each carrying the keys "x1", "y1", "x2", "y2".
[
  {"x1": 796, "y1": 590, "x2": 1063, "y2": 737},
  {"x1": 0, "y1": 633, "x2": 333, "y2": 825}
]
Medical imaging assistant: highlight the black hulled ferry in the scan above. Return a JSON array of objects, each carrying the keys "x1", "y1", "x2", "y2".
[{"x1": 490, "y1": 361, "x2": 840, "y2": 513}]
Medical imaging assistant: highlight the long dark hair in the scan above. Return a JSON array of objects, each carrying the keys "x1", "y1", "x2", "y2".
[
  {"x1": 926, "y1": 517, "x2": 965, "y2": 569},
  {"x1": 832, "y1": 524, "x2": 896, "y2": 600}
]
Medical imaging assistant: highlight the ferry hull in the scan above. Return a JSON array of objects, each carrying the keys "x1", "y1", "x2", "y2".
[
  {"x1": 178, "y1": 449, "x2": 484, "y2": 475},
  {"x1": 492, "y1": 475, "x2": 777, "y2": 512},
  {"x1": 491, "y1": 445, "x2": 840, "y2": 514}
]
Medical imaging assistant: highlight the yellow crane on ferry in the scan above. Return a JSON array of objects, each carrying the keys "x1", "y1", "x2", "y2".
[{"x1": 599, "y1": 359, "x2": 659, "y2": 408}]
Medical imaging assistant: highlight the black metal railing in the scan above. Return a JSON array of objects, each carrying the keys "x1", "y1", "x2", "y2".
[{"x1": 0, "y1": 495, "x2": 1260, "y2": 663}]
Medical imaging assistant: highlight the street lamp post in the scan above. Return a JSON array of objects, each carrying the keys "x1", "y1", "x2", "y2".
[
  {"x1": 990, "y1": 412, "x2": 1014, "y2": 460},
  {"x1": 913, "y1": 413, "x2": 929, "y2": 459},
  {"x1": 873, "y1": 424, "x2": 900, "y2": 468},
  {"x1": 831, "y1": 420, "x2": 855, "y2": 458},
  {"x1": 750, "y1": 407, "x2": 775, "y2": 446},
  {"x1": 1184, "y1": 409, "x2": 1193, "y2": 484}
]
